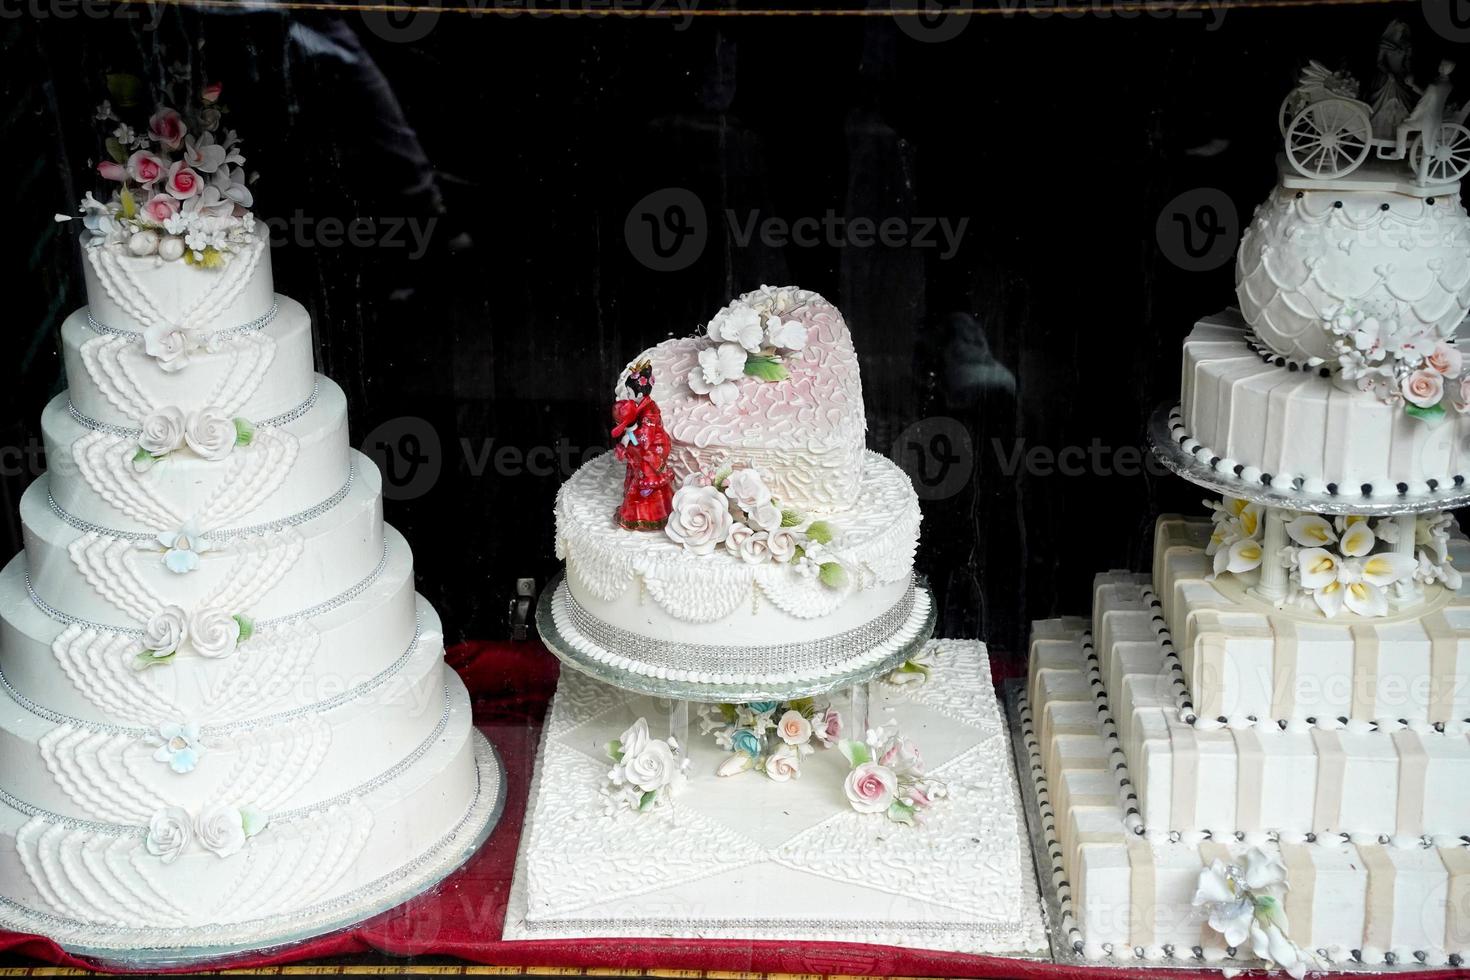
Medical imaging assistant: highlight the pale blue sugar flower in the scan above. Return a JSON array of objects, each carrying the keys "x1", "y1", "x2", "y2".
[
  {"x1": 157, "y1": 522, "x2": 212, "y2": 574},
  {"x1": 151, "y1": 722, "x2": 204, "y2": 774}
]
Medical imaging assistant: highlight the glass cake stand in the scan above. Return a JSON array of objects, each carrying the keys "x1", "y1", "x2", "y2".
[
  {"x1": 2, "y1": 733, "x2": 507, "y2": 972},
  {"x1": 535, "y1": 568, "x2": 936, "y2": 705},
  {"x1": 1147, "y1": 402, "x2": 1470, "y2": 516}
]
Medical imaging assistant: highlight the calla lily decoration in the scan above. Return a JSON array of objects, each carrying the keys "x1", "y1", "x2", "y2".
[{"x1": 1285, "y1": 514, "x2": 1336, "y2": 548}]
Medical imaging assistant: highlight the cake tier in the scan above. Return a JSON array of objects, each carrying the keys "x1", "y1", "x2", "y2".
[
  {"x1": 0, "y1": 596, "x2": 447, "y2": 823},
  {"x1": 1235, "y1": 178, "x2": 1470, "y2": 364},
  {"x1": 0, "y1": 525, "x2": 421, "y2": 725},
  {"x1": 1154, "y1": 517, "x2": 1470, "y2": 724},
  {"x1": 82, "y1": 234, "x2": 274, "y2": 338},
  {"x1": 1023, "y1": 626, "x2": 1470, "y2": 967},
  {"x1": 61, "y1": 296, "x2": 315, "y2": 430},
  {"x1": 553, "y1": 450, "x2": 921, "y2": 686},
  {"x1": 0, "y1": 668, "x2": 486, "y2": 941},
  {"x1": 45, "y1": 375, "x2": 352, "y2": 535},
  {"x1": 637, "y1": 291, "x2": 866, "y2": 512},
  {"x1": 1178, "y1": 313, "x2": 1470, "y2": 498}
]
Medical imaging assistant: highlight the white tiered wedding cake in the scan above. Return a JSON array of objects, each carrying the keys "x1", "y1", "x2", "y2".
[
  {"x1": 1023, "y1": 53, "x2": 1470, "y2": 973},
  {"x1": 0, "y1": 85, "x2": 500, "y2": 957}
]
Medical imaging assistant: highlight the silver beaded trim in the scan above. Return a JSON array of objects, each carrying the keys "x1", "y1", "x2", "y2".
[
  {"x1": 564, "y1": 582, "x2": 918, "y2": 676},
  {"x1": 67, "y1": 379, "x2": 321, "y2": 440},
  {"x1": 24, "y1": 539, "x2": 390, "y2": 637},
  {"x1": 85, "y1": 302, "x2": 280, "y2": 341},
  {"x1": 0, "y1": 682, "x2": 451, "y2": 838},
  {"x1": 46, "y1": 462, "x2": 357, "y2": 544},
  {"x1": 0, "y1": 616, "x2": 423, "y2": 739}
]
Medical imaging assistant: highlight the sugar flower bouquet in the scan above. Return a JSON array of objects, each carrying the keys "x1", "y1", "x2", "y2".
[
  {"x1": 837, "y1": 725, "x2": 946, "y2": 826},
  {"x1": 61, "y1": 73, "x2": 254, "y2": 268},
  {"x1": 687, "y1": 285, "x2": 813, "y2": 405},
  {"x1": 664, "y1": 463, "x2": 849, "y2": 588},
  {"x1": 1193, "y1": 848, "x2": 1320, "y2": 978},
  {"x1": 1205, "y1": 497, "x2": 1459, "y2": 617},
  {"x1": 1325, "y1": 306, "x2": 1467, "y2": 425},
  {"x1": 602, "y1": 718, "x2": 689, "y2": 815},
  {"x1": 699, "y1": 698, "x2": 843, "y2": 780}
]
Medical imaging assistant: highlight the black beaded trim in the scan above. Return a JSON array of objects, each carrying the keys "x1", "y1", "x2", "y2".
[{"x1": 1243, "y1": 333, "x2": 1333, "y2": 378}]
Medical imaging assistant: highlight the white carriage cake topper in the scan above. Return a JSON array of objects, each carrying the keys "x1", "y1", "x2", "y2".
[{"x1": 1280, "y1": 25, "x2": 1470, "y2": 185}]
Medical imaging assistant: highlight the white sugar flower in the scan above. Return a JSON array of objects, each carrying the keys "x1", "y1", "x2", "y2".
[
  {"x1": 155, "y1": 521, "x2": 212, "y2": 574},
  {"x1": 183, "y1": 132, "x2": 227, "y2": 173},
  {"x1": 764, "y1": 314, "x2": 807, "y2": 352},
  {"x1": 1338, "y1": 520, "x2": 1375, "y2": 557},
  {"x1": 150, "y1": 721, "x2": 204, "y2": 774},
  {"x1": 707, "y1": 305, "x2": 763, "y2": 352},
  {"x1": 723, "y1": 468, "x2": 772, "y2": 511},
  {"x1": 195, "y1": 804, "x2": 247, "y2": 858},
  {"x1": 1284, "y1": 514, "x2": 1336, "y2": 548},
  {"x1": 687, "y1": 341, "x2": 747, "y2": 407},
  {"x1": 146, "y1": 807, "x2": 192, "y2": 863},
  {"x1": 665, "y1": 484, "x2": 734, "y2": 555},
  {"x1": 1213, "y1": 537, "x2": 1263, "y2": 577},
  {"x1": 764, "y1": 743, "x2": 803, "y2": 782}
]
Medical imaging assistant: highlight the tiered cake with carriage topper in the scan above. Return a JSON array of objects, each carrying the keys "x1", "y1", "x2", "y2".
[
  {"x1": 1019, "y1": 48, "x2": 1470, "y2": 973},
  {"x1": 506, "y1": 286, "x2": 1047, "y2": 955},
  {"x1": 0, "y1": 85, "x2": 503, "y2": 963}
]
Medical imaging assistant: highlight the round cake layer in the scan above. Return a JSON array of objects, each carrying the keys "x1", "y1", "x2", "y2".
[
  {"x1": 45, "y1": 375, "x2": 352, "y2": 534},
  {"x1": 23, "y1": 457, "x2": 381, "y2": 629},
  {"x1": 0, "y1": 601, "x2": 448, "y2": 822},
  {"x1": 1180, "y1": 312, "x2": 1470, "y2": 497},
  {"x1": 0, "y1": 669, "x2": 486, "y2": 941},
  {"x1": 82, "y1": 234, "x2": 275, "y2": 337},
  {"x1": 0, "y1": 528, "x2": 422, "y2": 726},
  {"x1": 1236, "y1": 179, "x2": 1470, "y2": 363},
  {"x1": 554, "y1": 449, "x2": 920, "y2": 682},
  {"x1": 61, "y1": 296, "x2": 316, "y2": 430}
]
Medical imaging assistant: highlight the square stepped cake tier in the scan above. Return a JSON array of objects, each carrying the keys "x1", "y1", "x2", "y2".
[
  {"x1": 1023, "y1": 610, "x2": 1470, "y2": 967},
  {"x1": 1153, "y1": 517, "x2": 1470, "y2": 725}
]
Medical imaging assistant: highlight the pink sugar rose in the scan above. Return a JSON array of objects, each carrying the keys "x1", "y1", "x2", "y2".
[
  {"x1": 1428, "y1": 342, "x2": 1463, "y2": 377},
  {"x1": 844, "y1": 762, "x2": 898, "y2": 814},
  {"x1": 776, "y1": 710, "x2": 813, "y2": 746},
  {"x1": 813, "y1": 708, "x2": 842, "y2": 746},
  {"x1": 1457, "y1": 376, "x2": 1470, "y2": 414},
  {"x1": 149, "y1": 107, "x2": 187, "y2": 150},
  {"x1": 142, "y1": 195, "x2": 179, "y2": 224},
  {"x1": 127, "y1": 150, "x2": 165, "y2": 186},
  {"x1": 201, "y1": 82, "x2": 223, "y2": 104},
  {"x1": 97, "y1": 160, "x2": 125, "y2": 181},
  {"x1": 164, "y1": 160, "x2": 202, "y2": 200},
  {"x1": 1402, "y1": 368, "x2": 1444, "y2": 408}
]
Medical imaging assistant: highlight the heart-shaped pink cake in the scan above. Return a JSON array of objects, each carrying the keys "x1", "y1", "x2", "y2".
[{"x1": 630, "y1": 286, "x2": 867, "y2": 512}]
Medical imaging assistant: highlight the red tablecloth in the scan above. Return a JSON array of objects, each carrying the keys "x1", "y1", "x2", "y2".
[{"x1": 3, "y1": 641, "x2": 1468, "y2": 979}]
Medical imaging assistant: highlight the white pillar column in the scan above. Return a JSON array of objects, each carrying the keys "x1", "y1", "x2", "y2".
[{"x1": 1249, "y1": 506, "x2": 1290, "y2": 604}]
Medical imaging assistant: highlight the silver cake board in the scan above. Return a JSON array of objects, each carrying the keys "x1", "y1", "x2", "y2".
[
  {"x1": 504, "y1": 641, "x2": 1050, "y2": 957},
  {"x1": 0, "y1": 731, "x2": 507, "y2": 972}
]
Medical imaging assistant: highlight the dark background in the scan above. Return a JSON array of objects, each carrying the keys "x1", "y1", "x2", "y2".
[{"x1": 4, "y1": 0, "x2": 1467, "y2": 664}]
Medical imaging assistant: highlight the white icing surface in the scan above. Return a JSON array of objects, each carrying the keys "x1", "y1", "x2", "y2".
[
  {"x1": 637, "y1": 289, "x2": 867, "y2": 512},
  {"x1": 62, "y1": 298, "x2": 316, "y2": 429},
  {"x1": 1236, "y1": 181, "x2": 1470, "y2": 362},
  {"x1": 1180, "y1": 312, "x2": 1470, "y2": 495},
  {"x1": 505, "y1": 640, "x2": 1048, "y2": 956},
  {"x1": 82, "y1": 235, "x2": 275, "y2": 337}
]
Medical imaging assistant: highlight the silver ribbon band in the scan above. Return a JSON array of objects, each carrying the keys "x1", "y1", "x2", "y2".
[
  {"x1": 67, "y1": 379, "x2": 321, "y2": 440},
  {"x1": 85, "y1": 302, "x2": 279, "y2": 341}
]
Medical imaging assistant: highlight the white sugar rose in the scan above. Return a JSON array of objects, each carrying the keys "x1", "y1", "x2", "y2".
[
  {"x1": 624, "y1": 739, "x2": 677, "y2": 793},
  {"x1": 617, "y1": 717, "x2": 650, "y2": 760},
  {"x1": 747, "y1": 500, "x2": 783, "y2": 531},
  {"x1": 724, "y1": 522, "x2": 755, "y2": 560},
  {"x1": 188, "y1": 608, "x2": 242, "y2": 659},
  {"x1": 766, "y1": 526, "x2": 799, "y2": 563},
  {"x1": 138, "y1": 407, "x2": 186, "y2": 458},
  {"x1": 143, "y1": 605, "x2": 187, "y2": 657},
  {"x1": 142, "y1": 324, "x2": 199, "y2": 373},
  {"x1": 764, "y1": 743, "x2": 802, "y2": 782},
  {"x1": 146, "y1": 806, "x2": 192, "y2": 863},
  {"x1": 185, "y1": 409, "x2": 238, "y2": 461},
  {"x1": 776, "y1": 709, "x2": 813, "y2": 745},
  {"x1": 665, "y1": 484, "x2": 734, "y2": 555},
  {"x1": 734, "y1": 528, "x2": 772, "y2": 564},
  {"x1": 723, "y1": 468, "x2": 772, "y2": 512},
  {"x1": 195, "y1": 804, "x2": 247, "y2": 858}
]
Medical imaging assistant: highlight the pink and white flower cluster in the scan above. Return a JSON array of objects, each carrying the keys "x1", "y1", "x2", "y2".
[
  {"x1": 687, "y1": 284, "x2": 812, "y2": 405},
  {"x1": 663, "y1": 465, "x2": 848, "y2": 588},
  {"x1": 602, "y1": 717, "x2": 690, "y2": 815},
  {"x1": 700, "y1": 699, "x2": 843, "y2": 782},
  {"x1": 838, "y1": 726, "x2": 945, "y2": 825},
  {"x1": 66, "y1": 80, "x2": 254, "y2": 267},
  {"x1": 1326, "y1": 306, "x2": 1467, "y2": 423}
]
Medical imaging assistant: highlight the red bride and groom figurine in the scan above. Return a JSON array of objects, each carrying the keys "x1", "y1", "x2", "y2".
[{"x1": 611, "y1": 360, "x2": 675, "y2": 531}]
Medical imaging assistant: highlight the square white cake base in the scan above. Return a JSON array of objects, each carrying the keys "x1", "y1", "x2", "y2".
[{"x1": 503, "y1": 640, "x2": 1048, "y2": 956}]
